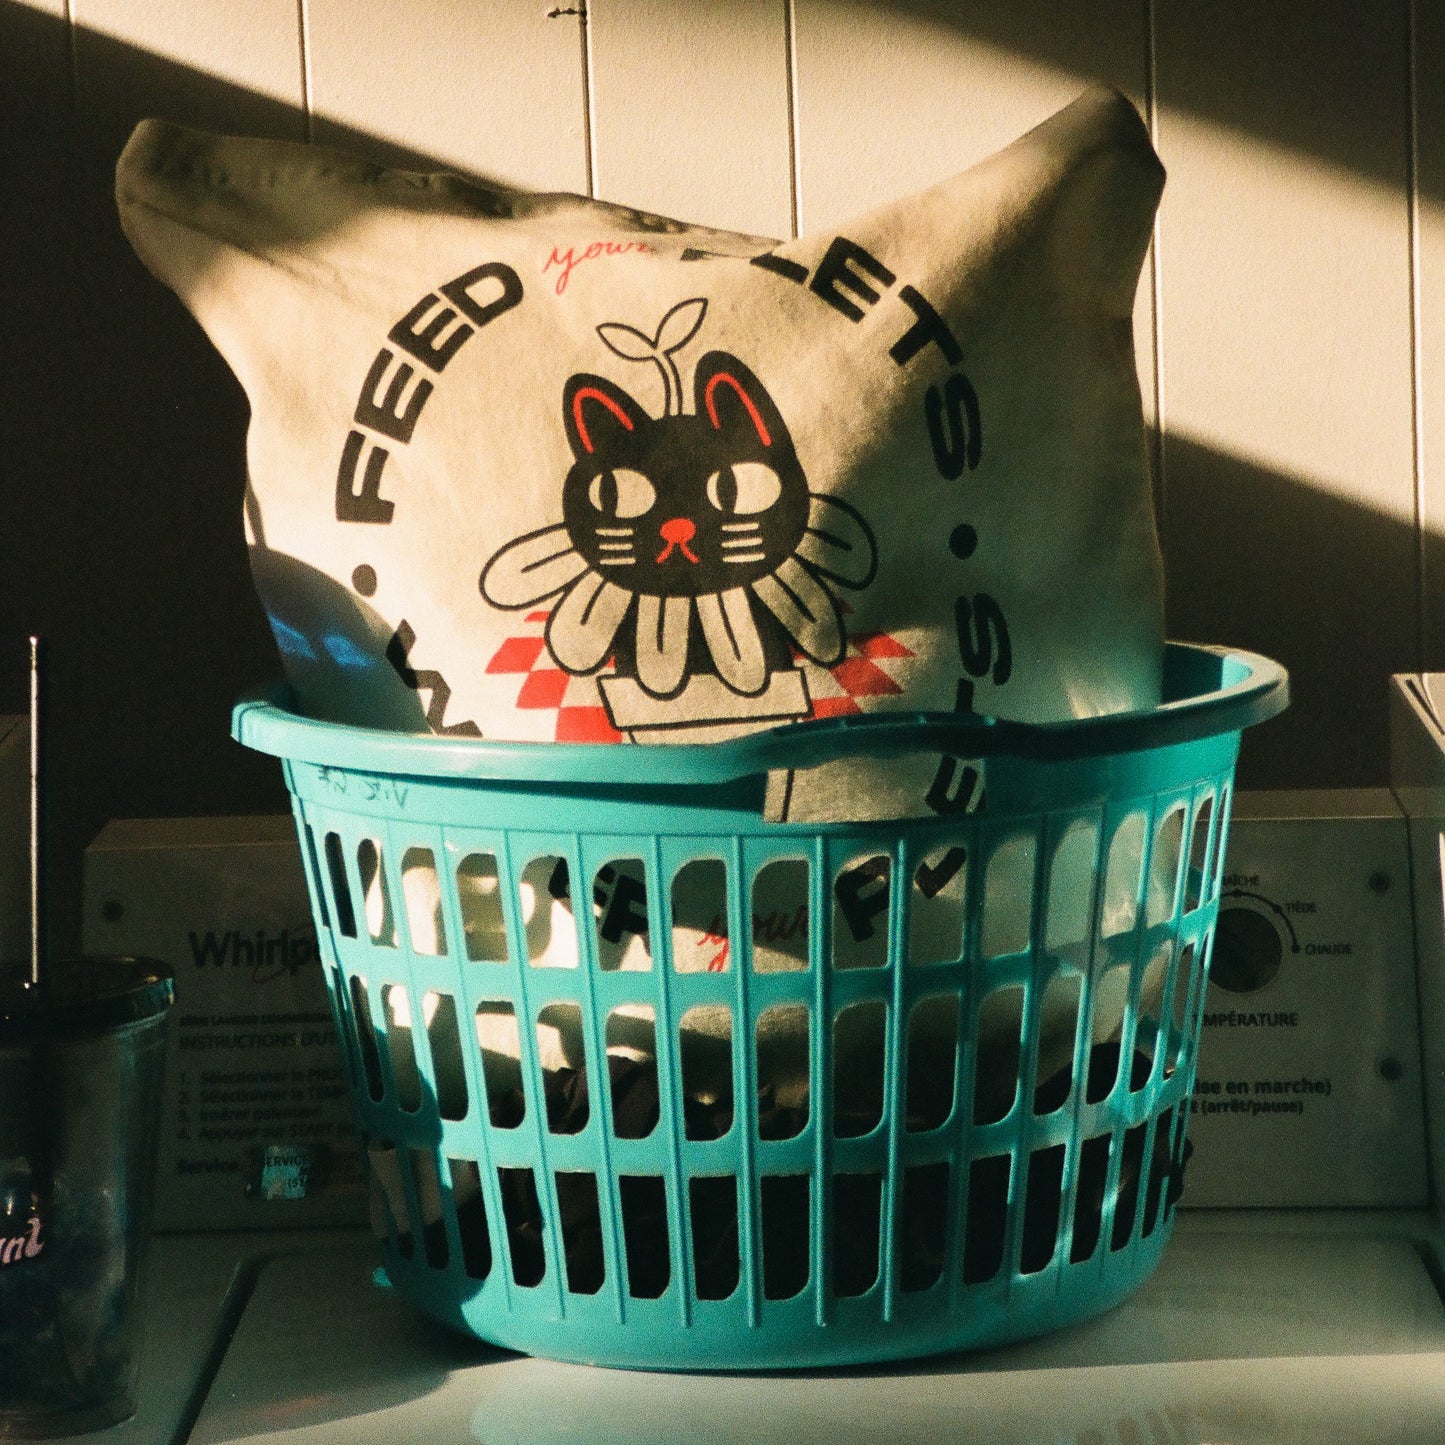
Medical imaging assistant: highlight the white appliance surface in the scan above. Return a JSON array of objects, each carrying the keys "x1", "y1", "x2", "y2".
[{"x1": 79, "y1": 1213, "x2": 1445, "y2": 1445}]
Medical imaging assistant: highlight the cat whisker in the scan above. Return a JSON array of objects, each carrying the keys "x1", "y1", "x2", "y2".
[
  {"x1": 724, "y1": 552, "x2": 767, "y2": 564},
  {"x1": 595, "y1": 527, "x2": 634, "y2": 538},
  {"x1": 721, "y1": 537, "x2": 763, "y2": 549},
  {"x1": 598, "y1": 555, "x2": 638, "y2": 566},
  {"x1": 720, "y1": 522, "x2": 760, "y2": 533}
]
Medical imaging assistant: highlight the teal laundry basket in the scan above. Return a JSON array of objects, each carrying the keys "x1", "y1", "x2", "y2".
[{"x1": 232, "y1": 642, "x2": 1286, "y2": 1370}]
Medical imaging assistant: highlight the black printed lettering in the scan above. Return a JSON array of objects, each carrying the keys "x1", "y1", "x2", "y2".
[
  {"x1": 749, "y1": 250, "x2": 810, "y2": 284},
  {"x1": 595, "y1": 867, "x2": 649, "y2": 944},
  {"x1": 335, "y1": 430, "x2": 394, "y2": 524},
  {"x1": 955, "y1": 592, "x2": 1012, "y2": 685},
  {"x1": 388, "y1": 292, "x2": 474, "y2": 371},
  {"x1": 438, "y1": 261, "x2": 524, "y2": 329},
  {"x1": 809, "y1": 236, "x2": 896, "y2": 322},
  {"x1": 890, "y1": 284, "x2": 963, "y2": 368},
  {"x1": 926, "y1": 371, "x2": 983, "y2": 480},
  {"x1": 834, "y1": 855, "x2": 891, "y2": 943},
  {"x1": 924, "y1": 758, "x2": 981, "y2": 817},
  {"x1": 384, "y1": 620, "x2": 481, "y2": 735},
  {"x1": 354, "y1": 349, "x2": 434, "y2": 444}
]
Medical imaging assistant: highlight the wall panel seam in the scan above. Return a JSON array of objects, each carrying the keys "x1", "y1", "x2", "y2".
[
  {"x1": 1408, "y1": 0, "x2": 1427, "y2": 667},
  {"x1": 784, "y1": 0, "x2": 800, "y2": 240},
  {"x1": 1145, "y1": 0, "x2": 1166, "y2": 539}
]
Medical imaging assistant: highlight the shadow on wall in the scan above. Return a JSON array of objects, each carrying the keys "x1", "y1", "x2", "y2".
[{"x1": 0, "y1": 3, "x2": 1424, "y2": 956}]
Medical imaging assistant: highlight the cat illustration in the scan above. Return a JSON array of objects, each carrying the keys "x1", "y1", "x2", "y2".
[{"x1": 480, "y1": 330, "x2": 876, "y2": 721}]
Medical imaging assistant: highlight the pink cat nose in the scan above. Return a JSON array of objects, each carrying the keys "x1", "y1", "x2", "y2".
[{"x1": 657, "y1": 517, "x2": 700, "y2": 564}]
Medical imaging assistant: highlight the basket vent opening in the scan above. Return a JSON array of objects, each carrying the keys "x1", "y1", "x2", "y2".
[
  {"x1": 401, "y1": 848, "x2": 446, "y2": 955},
  {"x1": 537, "y1": 1002, "x2": 589, "y2": 1135},
  {"x1": 357, "y1": 838, "x2": 397, "y2": 947},
  {"x1": 680, "y1": 1005, "x2": 733, "y2": 1141},
  {"x1": 1146, "y1": 806, "x2": 1187, "y2": 927},
  {"x1": 908, "y1": 844, "x2": 967, "y2": 966},
  {"x1": 475, "y1": 1001, "x2": 525, "y2": 1128},
  {"x1": 833, "y1": 1001, "x2": 886, "y2": 1138},
  {"x1": 982, "y1": 833, "x2": 1035, "y2": 959},
  {"x1": 832, "y1": 853, "x2": 891, "y2": 970},
  {"x1": 832, "y1": 1172, "x2": 882, "y2": 1297},
  {"x1": 751, "y1": 859, "x2": 809, "y2": 973},
  {"x1": 757, "y1": 1004, "x2": 809, "y2": 1139},
  {"x1": 593, "y1": 859, "x2": 651, "y2": 971},
  {"x1": 906, "y1": 994, "x2": 959, "y2": 1132},
  {"x1": 670, "y1": 858, "x2": 730, "y2": 972},
  {"x1": 607, "y1": 1008, "x2": 659, "y2": 1140},
  {"x1": 498, "y1": 1166, "x2": 546, "y2": 1286},
  {"x1": 456, "y1": 852, "x2": 507, "y2": 962},
  {"x1": 1045, "y1": 820, "x2": 1098, "y2": 952},
  {"x1": 619, "y1": 1174, "x2": 669, "y2": 1299},
  {"x1": 962, "y1": 1154, "x2": 1011, "y2": 1285},
  {"x1": 556, "y1": 1171, "x2": 605, "y2": 1295},
  {"x1": 898, "y1": 1161, "x2": 949, "y2": 1292},
  {"x1": 1185, "y1": 795, "x2": 1216, "y2": 913},
  {"x1": 972, "y1": 986, "x2": 1023, "y2": 1126},
  {"x1": 323, "y1": 831, "x2": 357, "y2": 939},
  {"x1": 1019, "y1": 1144, "x2": 1065, "y2": 1275},
  {"x1": 689, "y1": 1174, "x2": 741, "y2": 1300},
  {"x1": 410, "y1": 1149, "x2": 449, "y2": 1268},
  {"x1": 761, "y1": 1174, "x2": 810, "y2": 1300},
  {"x1": 520, "y1": 855, "x2": 577, "y2": 968},
  {"x1": 381, "y1": 985, "x2": 421, "y2": 1112},
  {"x1": 447, "y1": 1157, "x2": 492, "y2": 1281},
  {"x1": 425, "y1": 991, "x2": 469, "y2": 1121},
  {"x1": 349, "y1": 975, "x2": 384, "y2": 1102},
  {"x1": 1031, "y1": 971, "x2": 1082, "y2": 1115}
]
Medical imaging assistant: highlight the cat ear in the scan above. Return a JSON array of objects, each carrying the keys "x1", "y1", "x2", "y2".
[
  {"x1": 563, "y1": 373, "x2": 648, "y2": 459},
  {"x1": 694, "y1": 352, "x2": 789, "y2": 452}
]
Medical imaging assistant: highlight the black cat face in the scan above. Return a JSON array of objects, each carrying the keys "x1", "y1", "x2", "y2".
[{"x1": 559, "y1": 352, "x2": 810, "y2": 599}]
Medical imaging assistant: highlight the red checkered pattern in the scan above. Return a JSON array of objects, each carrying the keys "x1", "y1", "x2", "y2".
[
  {"x1": 484, "y1": 611, "x2": 917, "y2": 739},
  {"x1": 798, "y1": 630, "x2": 916, "y2": 718},
  {"x1": 485, "y1": 610, "x2": 622, "y2": 742}
]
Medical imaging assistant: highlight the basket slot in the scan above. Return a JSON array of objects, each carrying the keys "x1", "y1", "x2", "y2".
[
  {"x1": 1141, "y1": 1106, "x2": 1178, "y2": 1239},
  {"x1": 357, "y1": 838, "x2": 398, "y2": 947},
  {"x1": 833, "y1": 1000, "x2": 887, "y2": 1138},
  {"x1": 1069, "y1": 1132, "x2": 1111, "y2": 1264},
  {"x1": 605, "y1": 1008, "x2": 660, "y2": 1140},
  {"x1": 756, "y1": 1004, "x2": 808, "y2": 1140},
  {"x1": 348, "y1": 975, "x2": 385, "y2": 1102},
  {"x1": 905, "y1": 994, "x2": 960, "y2": 1132},
  {"x1": 322, "y1": 831, "x2": 358, "y2": 939},
  {"x1": 592, "y1": 858, "x2": 652, "y2": 972},
  {"x1": 424, "y1": 991, "x2": 469, "y2": 1122},
  {"x1": 399, "y1": 847, "x2": 447, "y2": 956},
  {"x1": 300, "y1": 823, "x2": 331, "y2": 930},
  {"x1": 1131, "y1": 946, "x2": 1174, "y2": 1093},
  {"x1": 1019, "y1": 1144, "x2": 1065, "y2": 1275},
  {"x1": 456, "y1": 852, "x2": 509, "y2": 963},
  {"x1": 831, "y1": 1171, "x2": 882, "y2": 1297},
  {"x1": 498, "y1": 1166, "x2": 547, "y2": 1286},
  {"x1": 1042, "y1": 819, "x2": 1099, "y2": 953},
  {"x1": 518, "y1": 855, "x2": 579, "y2": 969},
  {"x1": 1031, "y1": 972, "x2": 1082, "y2": 1115},
  {"x1": 619, "y1": 1175, "x2": 669, "y2": 1299},
  {"x1": 759, "y1": 1173, "x2": 810, "y2": 1300},
  {"x1": 679, "y1": 1005, "x2": 733, "y2": 1141},
  {"x1": 688, "y1": 1174, "x2": 741, "y2": 1301},
  {"x1": 381, "y1": 984, "x2": 422, "y2": 1113},
  {"x1": 476, "y1": 1001, "x2": 527, "y2": 1129},
  {"x1": 981, "y1": 832, "x2": 1036, "y2": 960},
  {"x1": 669, "y1": 858, "x2": 731, "y2": 973},
  {"x1": 831, "y1": 852, "x2": 891, "y2": 971},
  {"x1": 555, "y1": 1170, "x2": 606, "y2": 1295},
  {"x1": 409, "y1": 1149, "x2": 449, "y2": 1269},
  {"x1": 1145, "y1": 805, "x2": 1187, "y2": 927},
  {"x1": 906, "y1": 843, "x2": 969, "y2": 967},
  {"x1": 972, "y1": 985, "x2": 1024, "y2": 1126},
  {"x1": 1084, "y1": 968, "x2": 1132, "y2": 1103},
  {"x1": 1108, "y1": 1121, "x2": 1150, "y2": 1252},
  {"x1": 536, "y1": 1003, "x2": 590, "y2": 1135},
  {"x1": 1100, "y1": 813, "x2": 1148, "y2": 939},
  {"x1": 895, "y1": 1161, "x2": 949, "y2": 1293},
  {"x1": 1184, "y1": 794, "x2": 1216, "y2": 914},
  {"x1": 750, "y1": 858, "x2": 810, "y2": 973},
  {"x1": 446, "y1": 1157, "x2": 493, "y2": 1281},
  {"x1": 962, "y1": 1153, "x2": 1011, "y2": 1285}
]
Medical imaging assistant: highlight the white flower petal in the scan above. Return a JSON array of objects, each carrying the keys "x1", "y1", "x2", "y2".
[
  {"x1": 547, "y1": 574, "x2": 631, "y2": 673},
  {"x1": 635, "y1": 594, "x2": 692, "y2": 696},
  {"x1": 480, "y1": 526, "x2": 588, "y2": 608},
  {"x1": 696, "y1": 589, "x2": 768, "y2": 695},
  {"x1": 796, "y1": 496, "x2": 877, "y2": 587},
  {"x1": 753, "y1": 557, "x2": 845, "y2": 665}
]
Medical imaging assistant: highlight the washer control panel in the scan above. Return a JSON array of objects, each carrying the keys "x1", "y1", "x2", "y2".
[{"x1": 1183, "y1": 789, "x2": 1427, "y2": 1208}]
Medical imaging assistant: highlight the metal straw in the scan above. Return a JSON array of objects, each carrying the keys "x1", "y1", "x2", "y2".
[{"x1": 28, "y1": 636, "x2": 45, "y2": 993}]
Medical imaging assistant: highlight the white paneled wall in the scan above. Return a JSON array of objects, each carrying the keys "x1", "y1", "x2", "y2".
[{"x1": 0, "y1": 0, "x2": 1435, "y2": 946}]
